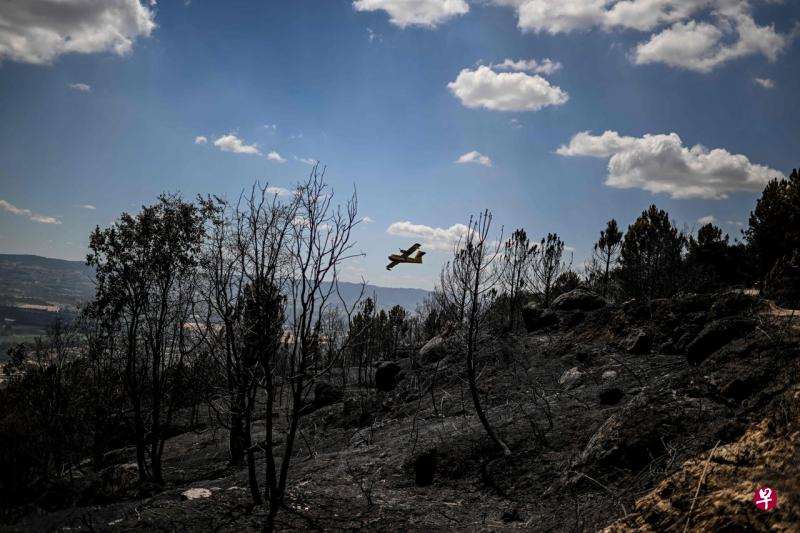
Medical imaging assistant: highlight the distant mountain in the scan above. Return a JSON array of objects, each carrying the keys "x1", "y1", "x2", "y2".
[
  {"x1": 321, "y1": 281, "x2": 430, "y2": 313},
  {"x1": 0, "y1": 254, "x2": 95, "y2": 309},
  {"x1": 0, "y1": 254, "x2": 429, "y2": 314}
]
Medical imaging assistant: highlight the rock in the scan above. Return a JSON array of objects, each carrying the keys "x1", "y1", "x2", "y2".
[
  {"x1": 522, "y1": 303, "x2": 560, "y2": 332},
  {"x1": 181, "y1": 488, "x2": 212, "y2": 500},
  {"x1": 313, "y1": 382, "x2": 343, "y2": 408},
  {"x1": 711, "y1": 292, "x2": 757, "y2": 318},
  {"x1": 558, "y1": 367, "x2": 584, "y2": 389},
  {"x1": 419, "y1": 335, "x2": 449, "y2": 363},
  {"x1": 625, "y1": 329, "x2": 652, "y2": 355},
  {"x1": 375, "y1": 361, "x2": 403, "y2": 392},
  {"x1": 686, "y1": 317, "x2": 756, "y2": 365},
  {"x1": 414, "y1": 449, "x2": 437, "y2": 487},
  {"x1": 551, "y1": 288, "x2": 607, "y2": 312},
  {"x1": 601, "y1": 370, "x2": 618, "y2": 381},
  {"x1": 562, "y1": 310, "x2": 586, "y2": 327},
  {"x1": 599, "y1": 388, "x2": 625, "y2": 405},
  {"x1": 658, "y1": 341, "x2": 678, "y2": 355}
]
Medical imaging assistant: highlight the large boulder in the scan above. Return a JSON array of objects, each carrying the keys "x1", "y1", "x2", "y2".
[
  {"x1": 419, "y1": 335, "x2": 451, "y2": 363},
  {"x1": 551, "y1": 288, "x2": 607, "y2": 312},
  {"x1": 686, "y1": 317, "x2": 756, "y2": 365},
  {"x1": 710, "y1": 292, "x2": 758, "y2": 318},
  {"x1": 375, "y1": 361, "x2": 403, "y2": 392},
  {"x1": 522, "y1": 303, "x2": 559, "y2": 332}
]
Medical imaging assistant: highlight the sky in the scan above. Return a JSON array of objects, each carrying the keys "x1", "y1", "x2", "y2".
[{"x1": 0, "y1": 0, "x2": 798, "y2": 290}]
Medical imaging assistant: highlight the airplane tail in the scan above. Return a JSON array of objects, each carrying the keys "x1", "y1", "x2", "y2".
[{"x1": 414, "y1": 251, "x2": 426, "y2": 259}]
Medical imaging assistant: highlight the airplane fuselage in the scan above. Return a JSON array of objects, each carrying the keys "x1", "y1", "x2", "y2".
[{"x1": 388, "y1": 254, "x2": 423, "y2": 264}]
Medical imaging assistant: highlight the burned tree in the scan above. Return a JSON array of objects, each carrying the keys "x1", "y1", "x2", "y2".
[{"x1": 440, "y1": 210, "x2": 511, "y2": 456}]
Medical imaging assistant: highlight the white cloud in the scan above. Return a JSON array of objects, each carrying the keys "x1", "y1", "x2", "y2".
[
  {"x1": 266, "y1": 186, "x2": 290, "y2": 196},
  {"x1": 448, "y1": 65, "x2": 568, "y2": 112},
  {"x1": 68, "y1": 83, "x2": 91, "y2": 92},
  {"x1": 509, "y1": 118, "x2": 523, "y2": 129},
  {"x1": 494, "y1": 1, "x2": 789, "y2": 73},
  {"x1": 557, "y1": 130, "x2": 784, "y2": 199},
  {"x1": 267, "y1": 151, "x2": 287, "y2": 163},
  {"x1": 494, "y1": 57, "x2": 562, "y2": 75},
  {"x1": 697, "y1": 215, "x2": 716, "y2": 225},
  {"x1": 0, "y1": 199, "x2": 61, "y2": 224},
  {"x1": 293, "y1": 155, "x2": 318, "y2": 165},
  {"x1": 264, "y1": 123, "x2": 277, "y2": 131},
  {"x1": 79, "y1": 204, "x2": 97, "y2": 210},
  {"x1": 455, "y1": 150, "x2": 492, "y2": 167},
  {"x1": 194, "y1": 135, "x2": 208, "y2": 145},
  {"x1": 353, "y1": 0, "x2": 469, "y2": 28},
  {"x1": 386, "y1": 221, "x2": 471, "y2": 251},
  {"x1": 213, "y1": 134, "x2": 260, "y2": 155},
  {"x1": 0, "y1": 0, "x2": 156, "y2": 65},
  {"x1": 754, "y1": 77, "x2": 775, "y2": 89},
  {"x1": 362, "y1": 216, "x2": 374, "y2": 224},
  {"x1": 495, "y1": 0, "x2": 709, "y2": 34},
  {"x1": 633, "y1": 12, "x2": 787, "y2": 73}
]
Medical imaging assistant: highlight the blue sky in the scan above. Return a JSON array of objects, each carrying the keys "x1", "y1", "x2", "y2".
[{"x1": 0, "y1": 0, "x2": 798, "y2": 289}]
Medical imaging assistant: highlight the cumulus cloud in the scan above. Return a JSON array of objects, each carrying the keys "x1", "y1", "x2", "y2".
[
  {"x1": 633, "y1": 11, "x2": 787, "y2": 72},
  {"x1": 362, "y1": 216, "x2": 374, "y2": 224},
  {"x1": 194, "y1": 135, "x2": 208, "y2": 145},
  {"x1": 494, "y1": 58, "x2": 562, "y2": 75},
  {"x1": 78, "y1": 204, "x2": 97, "y2": 210},
  {"x1": 0, "y1": 0, "x2": 156, "y2": 65},
  {"x1": 267, "y1": 151, "x2": 287, "y2": 163},
  {"x1": 754, "y1": 77, "x2": 775, "y2": 89},
  {"x1": 68, "y1": 83, "x2": 91, "y2": 92},
  {"x1": 494, "y1": 1, "x2": 789, "y2": 72},
  {"x1": 455, "y1": 150, "x2": 493, "y2": 167},
  {"x1": 698, "y1": 215, "x2": 717, "y2": 225},
  {"x1": 266, "y1": 186, "x2": 290, "y2": 196},
  {"x1": 0, "y1": 199, "x2": 61, "y2": 224},
  {"x1": 213, "y1": 134, "x2": 260, "y2": 155},
  {"x1": 557, "y1": 130, "x2": 784, "y2": 199},
  {"x1": 386, "y1": 221, "x2": 472, "y2": 251},
  {"x1": 448, "y1": 65, "x2": 568, "y2": 112},
  {"x1": 353, "y1": 0, "x2": 468, "y2": 28}
]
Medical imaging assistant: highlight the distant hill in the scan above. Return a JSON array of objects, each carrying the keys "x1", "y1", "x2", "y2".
[
  {"x1": 322, "y1": 281, "x2": 430, "y2": 313},
  {"x1": 0, "y1": 254, "x2": 95, "y2": 309},
  {"x1": 0, "y1": 254, "x2": 428, "y2": 312}
]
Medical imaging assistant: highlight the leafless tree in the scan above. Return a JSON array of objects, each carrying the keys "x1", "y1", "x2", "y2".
[
  {"x1": 440, "y1": 210, "x2": 511, "y2": 456},
  {"x1": 265, "y1": 164, "x2": 362, "y2": 529}
]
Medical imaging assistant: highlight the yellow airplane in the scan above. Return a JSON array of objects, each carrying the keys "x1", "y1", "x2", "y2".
[{"x1": 386, "y1": 243, "x2": 426, "y2": 270}]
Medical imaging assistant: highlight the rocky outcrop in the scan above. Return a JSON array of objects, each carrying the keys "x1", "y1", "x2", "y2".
[
  {"x1": 686, "y1": 317, "x2": 756, "y2": 365},
  {"x1": 551, "y1": 288, "x2": 607, "y2": 312}
]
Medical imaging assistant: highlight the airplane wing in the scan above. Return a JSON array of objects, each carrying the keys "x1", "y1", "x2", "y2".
[
  {"x1": 399, "y1": 243, "x2": 421, "y2": 257},
  {"x1": 386, "y1": 261, "x2": 399, "y2": 270}
]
